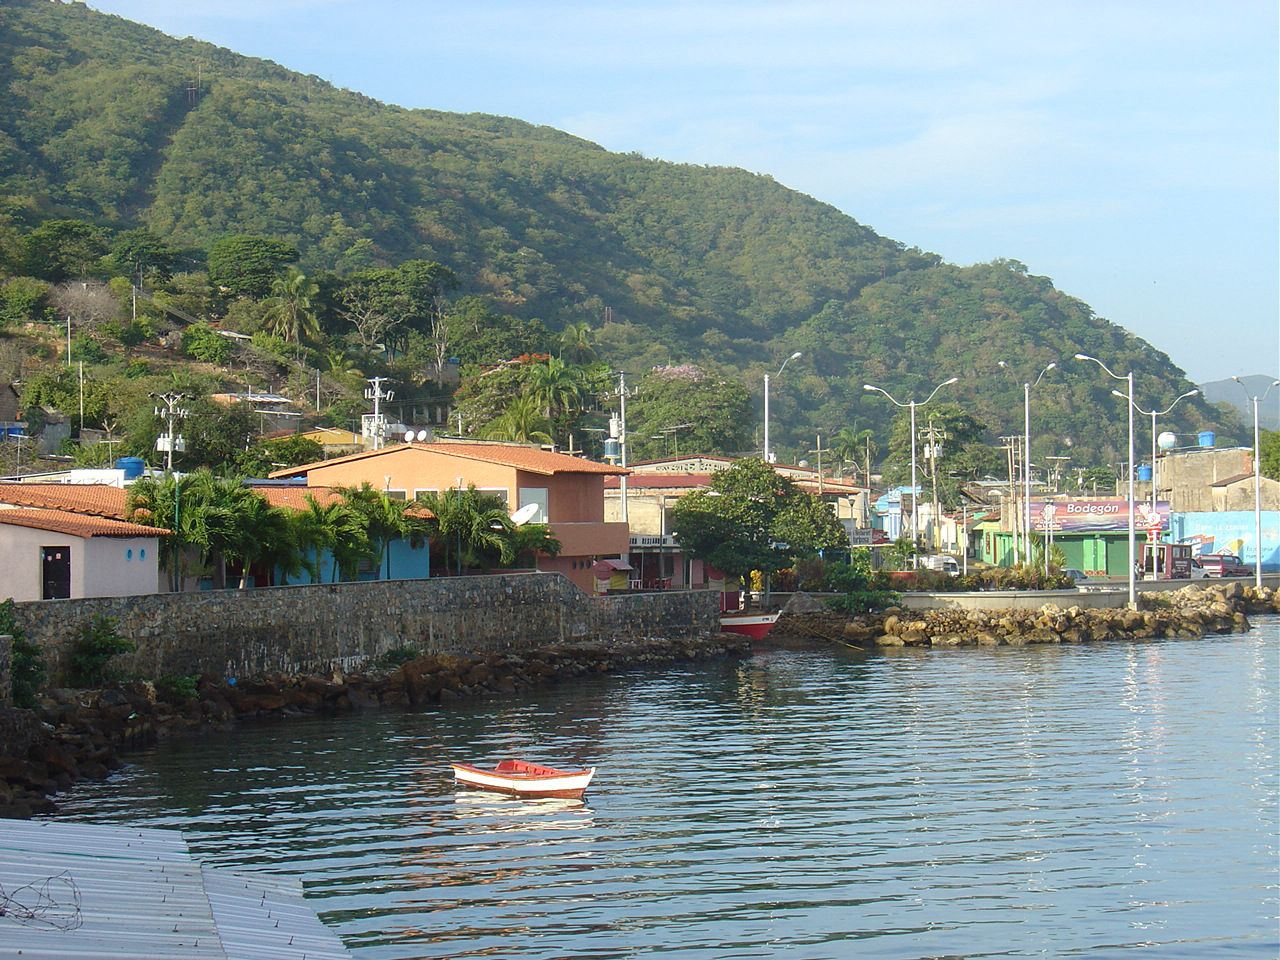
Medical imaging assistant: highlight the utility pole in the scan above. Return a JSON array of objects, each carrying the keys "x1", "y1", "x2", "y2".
[
  {"x1": 363, "y1": 376, "x2": 394, "y2": 450},
  {"x1": 152, "y1": 391, "x2": 189, "y2": 472},
  {"x1": 920, "y1": 419, "x2": 947, "y2": 554},
  {"x1": 1000, "y1": 436, "x2": 1021, "y2": 564}
]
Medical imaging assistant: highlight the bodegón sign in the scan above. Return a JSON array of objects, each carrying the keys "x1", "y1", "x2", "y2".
[{"x1": 1031, "y1": 498, "x2": 1169, "y2": 532}]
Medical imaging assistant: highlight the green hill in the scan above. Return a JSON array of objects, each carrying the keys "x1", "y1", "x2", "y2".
[{"x1": 0, "y1": 0, "x2": 1237, "y2": 466}]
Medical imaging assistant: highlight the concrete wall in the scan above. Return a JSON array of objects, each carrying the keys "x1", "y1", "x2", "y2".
[{"x1": 9, "y1": 574, "x2": 720, "y2": 683}]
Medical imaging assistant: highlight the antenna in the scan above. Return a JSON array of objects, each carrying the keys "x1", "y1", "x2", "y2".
[{"x1": 510, "y1": 503, "x2": 540, "y2": 526}]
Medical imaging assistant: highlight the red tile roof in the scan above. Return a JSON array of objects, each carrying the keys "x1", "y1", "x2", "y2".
[
  {"x1": 0, "y1": 483, "x2": 131, "y2": 519},
  {"x1": 250, "y1": 485, "x2": 344, "y2": 510},
  {"x1": 268, "y1": 442, "x2": 627, "y2": 479},
  {"x1": 0, "y1": 508, "x2": 169, "y2": 538}
]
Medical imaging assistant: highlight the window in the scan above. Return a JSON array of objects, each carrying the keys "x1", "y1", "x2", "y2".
[
  {"x1": 413, "y1": 488, "x2": 439, "y2": 502},
  {"x1": 518, "y1": 487, "x2": 549, "y2": 523},
  {"x1": 476, "y1": 487, "x2": 510, "y2": 508},
  {"x1": 385, "y1": 489, "x2": 407, "y2": 501}
]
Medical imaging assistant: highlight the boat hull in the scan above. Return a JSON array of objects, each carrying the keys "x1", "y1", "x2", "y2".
[
  {"x1": 719, "y1": 612, "x2": 779, "y2": 640},
  {"x1": 450, "y1": 761, "x2": 595, "y2": 800}
]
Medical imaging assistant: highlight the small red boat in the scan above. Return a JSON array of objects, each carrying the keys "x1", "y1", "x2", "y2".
[
  {"x1": 719, "y1": 611, "x2": 780, "y2": 641},
  {"x1": 450, "y1": 759, "x2": 596, "y2": 800}
]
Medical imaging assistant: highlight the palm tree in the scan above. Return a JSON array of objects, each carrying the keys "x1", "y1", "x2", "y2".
[
  {"x1": 128, "y1": 473, "x2": 189, "y2": 590},
  {"x1": 482, "y1": 394, "x2": 553, "y2": 444},
  {"x1": 294, "y1": 495, "x2": 364, "y2": 583},
  {"x1": 337, "y1": 483, "x2": 409, "y2": 579},
  {"x1": 415, "y1": 487, "x2": 515, "y2": 574},
  {"x1": 262, "y1": 268, "x2": 320, "y2": 351},
  {"x1": 559, "y1": 321, "x2": 595, "y2": 364},
  {"x1": 526, "y1": 356, "x2": 581, "y2": 421},
  {"x1": 831, "y1": 427, "x2": 877, "y2": 483}
]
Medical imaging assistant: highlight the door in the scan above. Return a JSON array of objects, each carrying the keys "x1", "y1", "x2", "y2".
[{"x1": 41, "y1": 545, "x2": 71, "y2": 600}]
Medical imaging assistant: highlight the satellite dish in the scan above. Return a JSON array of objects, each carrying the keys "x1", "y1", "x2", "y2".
[
  {"x1": 403, "y1": 430, "x2": 416, "y2": 442},
  {"x1": 510, "y1": 503, "x2": 540, "y2": 526}
]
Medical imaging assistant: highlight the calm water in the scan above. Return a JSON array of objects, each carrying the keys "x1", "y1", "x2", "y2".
[{"x1": 53, "y1": 617, "x2": 1278, "y2": 959}]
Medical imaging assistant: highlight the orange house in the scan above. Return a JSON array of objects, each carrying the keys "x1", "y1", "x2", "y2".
[{"x1": 270, "y1": 442, "x2": 629, "y2": 592}]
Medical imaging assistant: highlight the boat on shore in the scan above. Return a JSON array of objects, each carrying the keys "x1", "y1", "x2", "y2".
[
  {"x1": 450, "y1": 759, "x2": 596, "y2": 800},
  {"x1": 719, "y1": 611, "x2": 780, "y2": 640}
]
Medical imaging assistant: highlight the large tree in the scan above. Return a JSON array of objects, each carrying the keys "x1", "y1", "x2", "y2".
[
  {"x1": 207, "y1": 235, "x2": 299, "y2": 300},
  {"x1": 671, "y1": 457, "x2": 845, "y2": 583},
  {"x1": 627, "y1": 364, "x2": 754, "y2": 461}
]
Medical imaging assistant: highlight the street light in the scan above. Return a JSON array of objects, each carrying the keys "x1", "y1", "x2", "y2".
[
  {"x1": 1116, "y1": 389, "x2": 1198, "y2": 510},
  {"x1": 864, "y1": 376, "x2": 959, "y2": 555},
  {"x1": 1233, "y1": 376, "x2": 1280, "y2": 589},
  {"x1": 1000, "y1": 360, "x2": 1057, "y2": 563},
  {"x1": 1075, "y1": 353, "x2": 1137, "y2": 608},
  {"x1": 763, "y1": 352, "x2": 802, "y2": 464}
]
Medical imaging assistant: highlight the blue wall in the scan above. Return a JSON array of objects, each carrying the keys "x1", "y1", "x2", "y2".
[
  {"x1": 284, "y1": 538, "x2": 431, "y2": 584},
  {"x1": 1170, "y1": 511, "x2": 1280, "y2": 571}
]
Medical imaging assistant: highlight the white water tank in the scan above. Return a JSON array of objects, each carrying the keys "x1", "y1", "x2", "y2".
[{"x1": 1157, "y1": 431, "x2": 1177, "y2": 451}]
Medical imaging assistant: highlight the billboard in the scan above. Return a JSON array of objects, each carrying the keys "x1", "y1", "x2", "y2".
[{"x1": 1030, "y1": 498, "x2": 1169, "y2": 533}]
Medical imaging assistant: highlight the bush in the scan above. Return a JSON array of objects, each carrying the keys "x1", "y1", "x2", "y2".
[
  {"x1": 181, "y1": 323, "x2": 232, "y2": 364},
  {"x1": 66, "y1": 615, "x2": 134, "y2": 688},
  {"x1": 155, "y1": 674, "x2": 199, "y2": 704},
  {"x1": 827, "y1": 588, "x2": 902, "y2": 615},
  {"x1": 0, "y1": 276, "x2": 53, "y2": 327},
  {"x1": 0, "y1": 598, "x2": 44, "y2": 709},
  {"x1": 70, "y1": 333, "x2": 107, "y2": 362},
  {"x1": 375, "y1": 646, "x2": 421, "y2": 669}
]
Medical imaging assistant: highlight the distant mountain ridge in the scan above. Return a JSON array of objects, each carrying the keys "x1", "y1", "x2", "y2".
[
  {"x1": 1199, "y1": 376, "x2": 1280, "y2": 432},
  {"x1": 0, "y1": 0, "x2": 1239, "y2": 462}
]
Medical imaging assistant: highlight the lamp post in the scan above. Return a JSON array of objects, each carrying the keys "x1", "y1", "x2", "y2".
[
  {"x1": 1119, "y1": 389, "x2": 1199, "y2": 510},
  {"x1": 1233, "y1": 376, "x2": 1280, "y2": 589},
  {"x1": 1000, "y1": 360, "x2": 1058, "y2": 563},
  {"x1": 763, "y1": 352, "x2": 802, "y2": 464},
  {"x1": 1075, "y1": 354, "x2": 1136, "y2": 608},
  {"x1": 864, "y1": 377, "x2": 959, "y2": 556}
]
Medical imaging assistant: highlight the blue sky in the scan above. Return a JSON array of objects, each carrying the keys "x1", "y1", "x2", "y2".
[{"x1": 88, "y1": 1, "x2": 1278, "y2": 385}]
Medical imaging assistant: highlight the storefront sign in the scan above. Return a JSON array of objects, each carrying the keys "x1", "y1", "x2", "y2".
[{"x1": 1031, "y1": 498, "x2": 1169, "y2": 532}]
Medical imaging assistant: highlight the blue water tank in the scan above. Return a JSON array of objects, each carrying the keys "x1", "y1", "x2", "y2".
[
  {"x1": 1197, "y1": 431, "x2": 1215, "y2": 448},
  {"x1": 114, "y1": 456, "x2": 145, "y2": 479},
  {"x1": 1136, "y1": 464, "x2": 1153, "y2": 481}
]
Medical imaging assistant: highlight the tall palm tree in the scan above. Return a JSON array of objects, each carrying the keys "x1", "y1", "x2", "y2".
[
  {"x1": 263, "y1": 268, "x2": 320, "y2": 351},
  {"x1": 526, "y1": 356, "x2": 581, "y2": 421},
  {"x1": 559, "y1": 321, "x2": 595, "y2": 364}
]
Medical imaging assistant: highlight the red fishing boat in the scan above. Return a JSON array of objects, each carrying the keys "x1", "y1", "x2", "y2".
[
  {"x1": 719, "y1": 611, "x2": 780, "y2": 641},
  {"x1": 450, "y1": 759, "x2": 596, "y2": 800}
]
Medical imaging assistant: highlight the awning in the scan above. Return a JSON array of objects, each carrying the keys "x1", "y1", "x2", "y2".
[{"x1": 592, "y1": 558, "x2": 633, "y2": 575}]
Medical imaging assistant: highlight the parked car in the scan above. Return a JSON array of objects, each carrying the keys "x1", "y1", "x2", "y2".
[
  {"x1": 918, "y1": 555, "x2": 960, "y2": 576},
  {"x1": 1063, "y1": 568, "x2": 1092, "y2": 584},
  {"x1": 1197, "y1": 553, "x2": 1249, "y2": 577}
]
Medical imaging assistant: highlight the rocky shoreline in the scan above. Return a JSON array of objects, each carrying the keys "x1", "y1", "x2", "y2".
[
  {"x1": 776, "y1": 582, "x2": 1278, "y2": 647},
  {"x1": 0, "y1": 632, "x2": 750, "y2": 820}
]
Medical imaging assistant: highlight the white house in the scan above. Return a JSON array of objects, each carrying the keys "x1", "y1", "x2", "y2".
[{"x1": 0, "y1": 509, "x2": 168, "y2": 601}]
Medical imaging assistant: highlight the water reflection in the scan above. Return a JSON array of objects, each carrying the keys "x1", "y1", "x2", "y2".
[{"x1": 50, "y1": 617, "x2": 1279, "y2": 959}]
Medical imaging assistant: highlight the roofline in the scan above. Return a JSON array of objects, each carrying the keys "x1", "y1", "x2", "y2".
[{"x1": 269, "y1": 441, "x2": 627, "y2": 478}]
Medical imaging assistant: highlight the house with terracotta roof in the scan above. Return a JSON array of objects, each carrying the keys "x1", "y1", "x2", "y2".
[
  {"x1": 0, "y1": 507, "x2": 168, "y2": 601},
  {"x1": 269, "y1": 442, "x2": 628, "y2": 591}
]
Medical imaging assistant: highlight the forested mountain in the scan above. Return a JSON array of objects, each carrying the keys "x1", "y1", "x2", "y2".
[{"x1": 0, "y1": 0, "x2": 1237, "y2": 468}]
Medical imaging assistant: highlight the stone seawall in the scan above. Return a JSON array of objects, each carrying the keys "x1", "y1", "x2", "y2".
[
  {"x1": 9, "y1": 575, "x2": 720, "y2": 683},
  {"x1": 778, "y1": 582, "x2": 1277, "y2": 647}
]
